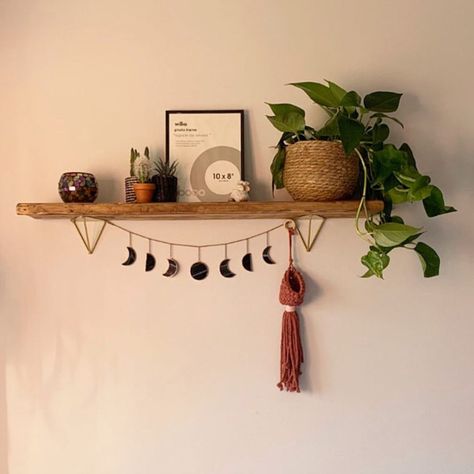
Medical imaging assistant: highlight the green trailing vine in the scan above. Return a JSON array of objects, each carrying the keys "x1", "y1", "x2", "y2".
[{"x1": 266, "y1": 80, "x2": 456, "y2": 278}]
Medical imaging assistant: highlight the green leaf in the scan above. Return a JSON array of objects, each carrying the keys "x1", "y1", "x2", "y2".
[
  {"x1": 361, "y1": 248, "x2": 390, "y2": 279},
  {"x1": 414, "y1": 242, "x2": 440, "y2": 277},
  {"x1": 270, "y1": 147, "x2": 286, "y2": 189},
  {"x1": 422, "y1": 186, "x2": 457, "y2": 217},
  {"x1": 340, "y1": 91, "x2": 361, "y2": 107},
  {"x1": 337, "y1": 116, "x2": 364, "y2": 154},
  {"x1": 386, "y1": 186, "x2": 409, "y2": 204},
  {"x1": 317, "y1": 113, "x2": 340, "y2": 137},
  {"x1": 325, "y1": 80, "x2": 347, "y2": 102},
  {"x1": 364, "y1": 91, "x2": 402, "y2": 112},
  {"x1": 370, "y1": 113, "x2": 404, "y2": 128},
  {"x1": 266, "y1": 113, "x2": 305, "y2": 134},
  {"x1": 372, "y1": 123, "x2": 390, "y2": 144},
  {"x1": 393, "y1": 165, "x2": 420, "y2": 186},
  {"x1": 409, "y1": 179, "x2": 433, "y2": 202},
  {"x1": 266, "y1": 103, "x2": 305, "y2": 117},
  {"x1": 399, "y1": 143, "x2": 416, "y2": 166},
  {"x1": 372, "y1": 144, "x2": 407, "y2": 186},
  {"x1": 290, "y1": 82, "x2": 340, "y2": 107},
  {"x1": 372, "y1": 222, "x2": 422, "y2": 248}
]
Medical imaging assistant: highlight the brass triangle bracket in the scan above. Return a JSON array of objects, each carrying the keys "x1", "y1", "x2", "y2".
[
  {"x1": 71, "y1": 216, "x2": 107, "y2": 254},
  {"x1": 285, "y1": 214, "x2": 326, "y2": 252}
]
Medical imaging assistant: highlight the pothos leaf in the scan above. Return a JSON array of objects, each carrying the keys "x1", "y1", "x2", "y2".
[
  {"x1": 422, "y1": 186, "x2": 457, "y2": 217},
  {"x1": 267, "y1": 113, "x2": 305, "y2": 134},
  {"x1": 290, "y1": 82, "x2": 340, "y2": 107},
  {"x1": 325, "y1": 80, "x2": 348, "y2": 102},
  {"x1": 270, "y1": 147, "x2": 286, "y2": 190},
  {"x1": 361, "y1": 248, "x2": 390, "y2": 278},
  {"x1": 372, "y1": 222, "x2": 422, "y2": 248},
  {"x1": 364, "y1": 91, "x2": 402, "y2": 112},
  {"x1": 266, "y1": 103, "x2": 305, "y2": 117},
  {"x1": 414, "y1": 242, "x2": 440, "y2": 277},
  {"x1": 337, "y1": 116, "x2": 364, "y2": 154}
]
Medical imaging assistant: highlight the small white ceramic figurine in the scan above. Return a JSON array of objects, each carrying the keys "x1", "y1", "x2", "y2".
[{"x1": 228, "y1": 180, "x2": 251, "y2": 202}]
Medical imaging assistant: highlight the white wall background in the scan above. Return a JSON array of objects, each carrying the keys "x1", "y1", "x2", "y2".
[{"x1": 1, "y1": 1, "x2": 473, "y2": 473}]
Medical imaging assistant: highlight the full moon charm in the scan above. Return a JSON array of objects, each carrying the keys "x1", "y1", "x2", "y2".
[
  {"x1": 191, "y1": 261, "x2": 209, "y2": 280},
  {"x1": 191, "y1": 247, "x2": 209, "y2": 280}
]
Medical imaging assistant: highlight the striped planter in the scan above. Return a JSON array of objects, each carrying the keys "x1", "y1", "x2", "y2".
[{"x1": 124, "y1": 176, "x2": 139, "y2": 203}]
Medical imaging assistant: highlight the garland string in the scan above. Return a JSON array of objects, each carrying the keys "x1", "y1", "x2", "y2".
[{"x1": 87, "y1": 217, "x2": 285, "y2": 249}]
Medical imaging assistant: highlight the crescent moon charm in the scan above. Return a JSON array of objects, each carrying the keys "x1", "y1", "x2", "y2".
[
  {"x1": 242, "y1": 253, "x2": 253, "y2": 272},
  {"x1": 262, "y1": 245, "x2": 276, "y2": 265},
  {"x1": 122, "y1": 246, "x2": 137, "y2": 266},
  {"x1": 190, "y1": 261, "x2": 209, "y2": 280},
  {"x1": 219, "y1": 258, "x2": 236, "y2": 278},
  {"x1": 145, "y1": 253, "x2": 156, "y2": 272},
  {"x1": 163, "y1": 258, "x2": 179, "y2": 277}
]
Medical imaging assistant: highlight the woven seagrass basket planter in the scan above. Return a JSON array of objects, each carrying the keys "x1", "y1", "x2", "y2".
[{"x1": 283, "y1": 140, "x2": 359, "y2": 201}]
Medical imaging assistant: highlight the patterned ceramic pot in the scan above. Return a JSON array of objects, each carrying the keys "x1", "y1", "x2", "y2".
[
  {"x1": 58, "y1": 172, "x2": 98, "y2": 203},
  {"x1": 125, "y1": 176, "x2": 139, "y2": 202}
]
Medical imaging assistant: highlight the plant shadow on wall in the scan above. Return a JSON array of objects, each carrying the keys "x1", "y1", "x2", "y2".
[{"x1": 267, "y1": 80, "x2": 456, "y2": 279}]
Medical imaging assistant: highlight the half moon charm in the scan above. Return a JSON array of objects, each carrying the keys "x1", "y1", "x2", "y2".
[
  {"x1": 242, "y1": 253, "x2": 253, "y2": 272},
  {"x1": 145, "y1": 253, "x2": 156, "y2": 272},
  {"x1": 122, "y1": 246, "x2": 137, "y2": 266},
  {"x1": 219, "y1": 258, "x2": 236, "y2": 278},
  {"x1": 163, "y1": 258, "x2": 179, "y2": 277},
  {"x1": 190, "y1": 261, "x2": 209, "y2": 280},
  {"x1": 262, "y1": 246, "x2": 276, "y2": 265}
]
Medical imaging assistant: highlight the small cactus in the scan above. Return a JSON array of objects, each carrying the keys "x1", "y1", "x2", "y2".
[
  {"x1": 130, "y1": 148, "x2": 140, "y2": 177},
  {"x1": 134, "y1": 147, "x2": 153, "y2": 183}
]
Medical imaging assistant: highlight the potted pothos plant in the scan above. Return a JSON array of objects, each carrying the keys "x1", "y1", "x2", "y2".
[{"x1": 267, "y1": 80, "x2": 456, "y2": 278}]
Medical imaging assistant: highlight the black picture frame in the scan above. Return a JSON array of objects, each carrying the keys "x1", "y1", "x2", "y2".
[{"x1": 165, "y1": 109, "x2": 245, "y2": 202}]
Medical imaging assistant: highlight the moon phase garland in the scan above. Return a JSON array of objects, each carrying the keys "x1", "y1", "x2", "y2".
[{"x1": 99, "y1": 218, "x2": 285, "y2": 279}]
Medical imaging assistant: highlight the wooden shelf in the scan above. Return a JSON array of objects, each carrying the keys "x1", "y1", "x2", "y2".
[{"x1": 16, "y1": 201, "x2": 383, "y2": 220}]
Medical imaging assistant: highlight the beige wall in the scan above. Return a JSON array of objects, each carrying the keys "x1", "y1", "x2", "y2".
[{"x1": 1, "y1": 1, "x2": 473, "y2": 473}]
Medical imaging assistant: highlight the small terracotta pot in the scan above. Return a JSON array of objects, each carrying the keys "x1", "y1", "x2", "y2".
[{"x1": 133, "y1": 183, "x2": 156, "y2": 203}]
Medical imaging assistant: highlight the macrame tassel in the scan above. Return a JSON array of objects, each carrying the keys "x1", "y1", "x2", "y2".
[
  {"x1": 278, "y1": 308, "x2": 304, "y2": 392},
  {"x1": 277, "y1": 227, "x2": 306, "y2": 392}
]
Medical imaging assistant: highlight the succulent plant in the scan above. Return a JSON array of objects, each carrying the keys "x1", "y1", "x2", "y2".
[{"x1": 154, "y1": 158, "x2": 178, "y2": 177}]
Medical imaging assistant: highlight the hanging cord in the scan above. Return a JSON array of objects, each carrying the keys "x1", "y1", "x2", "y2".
[
  {"x1": 99, "y1": 218, "x2": 284, "y2": 249},
  {"x1": 288, "y1": 227, "x2": 295, "y2": 266}
]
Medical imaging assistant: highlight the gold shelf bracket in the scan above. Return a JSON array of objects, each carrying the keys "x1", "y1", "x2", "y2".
[
  {"x1": 286, "y1": 214, "x2": 326, "y2": 252},
  {"x1": 71, "y1": 216, "x2": 107, "y2": 254}
]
